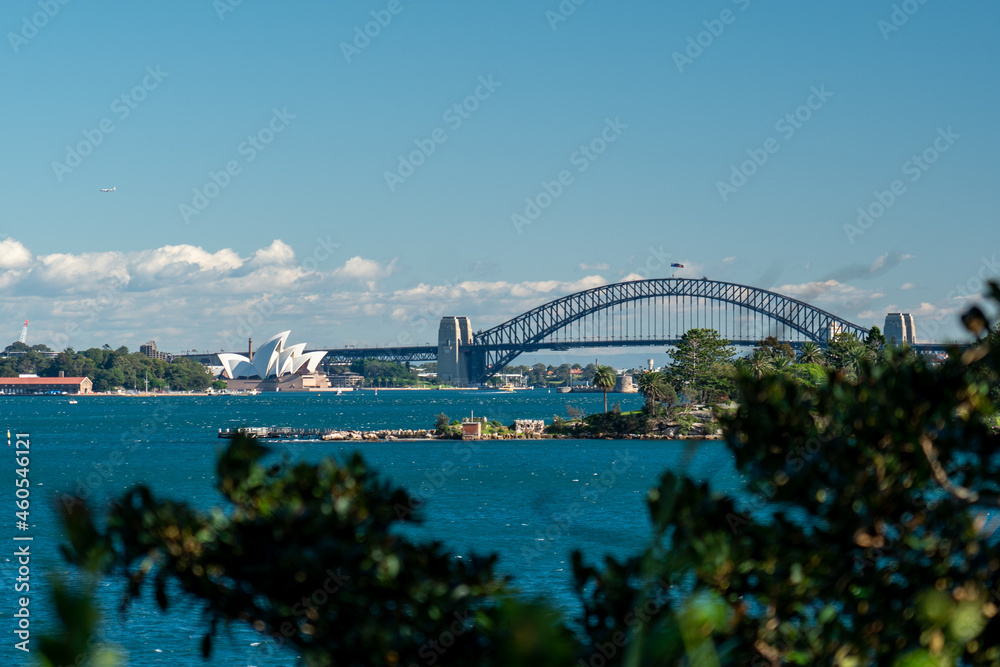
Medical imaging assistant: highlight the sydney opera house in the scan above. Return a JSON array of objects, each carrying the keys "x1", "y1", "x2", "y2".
[{"x1": 218, "y1": 331, "x2": 334, "y2": 392}]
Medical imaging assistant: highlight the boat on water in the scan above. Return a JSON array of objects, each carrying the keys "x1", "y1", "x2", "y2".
[{"x1": 484, "y1": 382, "x2": 517, "y2": 392}]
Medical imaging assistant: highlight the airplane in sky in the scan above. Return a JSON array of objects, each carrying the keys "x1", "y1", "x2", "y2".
[{"x1": 100, "y1": 186, "x2": 116, "y2": 192}]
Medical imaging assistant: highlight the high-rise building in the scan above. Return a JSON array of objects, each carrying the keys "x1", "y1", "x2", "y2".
[
  {"x1": 883, "y1": 313, "x2": 916, "y2": 345},
  {"x1": 140, "y1": 341, "x2": 173, "y2": 361}
]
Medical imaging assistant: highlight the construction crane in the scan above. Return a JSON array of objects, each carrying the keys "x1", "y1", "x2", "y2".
[{"x1": 18, "y1": 320, "x2": 28, "y2": 344}]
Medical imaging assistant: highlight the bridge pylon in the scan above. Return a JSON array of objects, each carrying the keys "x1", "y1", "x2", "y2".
[{"x1": 437, "y1": 317, "x2": 473, "y2": 387}]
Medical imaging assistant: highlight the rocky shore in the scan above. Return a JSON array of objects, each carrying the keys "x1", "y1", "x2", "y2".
[
  {"x1": 315, "y1": 427, "x2": 723, "y2": 441},
  {"x1": 221, "y1": 414, "x2": 725, "y2": 442}
]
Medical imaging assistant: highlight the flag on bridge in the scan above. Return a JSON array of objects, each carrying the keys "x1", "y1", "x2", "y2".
[{"x1": 670, "y1": 263, "x2": 684, "y2": 268}]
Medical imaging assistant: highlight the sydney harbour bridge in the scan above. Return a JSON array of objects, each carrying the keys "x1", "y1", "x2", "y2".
[{"x1": 318, "y1": 278, "x2": 940, "y2": 386}]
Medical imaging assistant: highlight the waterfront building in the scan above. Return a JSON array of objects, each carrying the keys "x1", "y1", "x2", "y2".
[
  {"x1": 218, "y1": 331, "x2": 326, "y2": 380},
  {"x1": 329, "y1": 371, "x2": 365, "y2": 388},
  {"x1": 218, "y1": 331, "x2": 332, "y2": 392},
  {"x1": 0, "y1": 375, "x2": 93, "y2": 395}
]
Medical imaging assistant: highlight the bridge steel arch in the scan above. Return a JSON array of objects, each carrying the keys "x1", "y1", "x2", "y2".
[{"x1": 468, "y1": 278, "x2": 869, "y2": 382}]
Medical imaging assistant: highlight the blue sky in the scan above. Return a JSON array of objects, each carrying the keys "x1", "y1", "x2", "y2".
[{"x1": 1, "y1": 0, "x2": 997, "y2": 362}]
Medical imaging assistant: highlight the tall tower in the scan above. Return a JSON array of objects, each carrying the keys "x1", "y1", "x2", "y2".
[
  {"x1": 884, "y1": 313, "x2": 916, "y2": 345},
  {"x1": 437, "y1": 317, "x2": 473, "y2": 387}
]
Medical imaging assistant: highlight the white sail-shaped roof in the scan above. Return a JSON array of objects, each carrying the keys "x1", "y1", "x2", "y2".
[
  {"x1": 253, "y1": 331, "x2": 290, "y2": 379},
  {"x1": 278, "y1": 343, "x2": 307, "y2": 376},
  {"x1": 294, "y1": 350, "x2": 327, "y2": 374},
  {"x1": 218, "y1": 332, "x2": 326, "y2": 380},
  {"x1": 219, "y1": 353, "x2": 252, "y2": 378}
]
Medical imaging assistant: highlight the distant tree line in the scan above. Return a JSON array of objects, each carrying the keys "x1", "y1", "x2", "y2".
[
  {"x1": 625, "y1": 325, "x2": 901, "y2": 412},
  {"x1": 1, "y1": 341, "x2": 212, "y2": 392},
  {"x1": 336, "y1": 358, "x2": 438, "y2": 387}
]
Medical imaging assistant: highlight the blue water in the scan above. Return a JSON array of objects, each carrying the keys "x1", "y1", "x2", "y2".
[{"x1": 0, "y1": 391, "x2": 746, "y2": 666}]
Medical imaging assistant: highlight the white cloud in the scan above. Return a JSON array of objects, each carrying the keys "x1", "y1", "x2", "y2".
[
  {"x1": 774, "y1": 279, "x2": 885, "y2": 311},
  {"x1": 0, "y1": 238, "x2": 32, "y2": 269},
  {"x1": 34, "y1": 251, "x2": 129, "y2": 292},
  {"x1": 901, "y1": 283, "x2": 915, "y2": 290},
  {"x1": 579, "y1": 261, "x2": 611, "y2": 271},
  {"x1": 870, "y1": 252, "x2": 889, "y2": 272},
  {"x1": 332, "y1": 256, "x2": 398, "y2": 288},
  {"x1": 914, "y1": 302, "x2": 943, "y2": 317},
  {"x1": 5, "y1": 237, "x2": 347, "y2": 300},
  {"x1": 137, "y1": 244, "x2": 243, "y2": 274},
  {"x1": 250, "y1": 239, "x2": 296, "y2": 267},
  {"x1": 129, "y1": 244, "x2": 243, "y2": 288}
]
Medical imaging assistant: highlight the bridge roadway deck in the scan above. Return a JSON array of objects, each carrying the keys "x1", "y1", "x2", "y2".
[{"x1": 317, "y1": 340, "x2": 954, "y2": 364}]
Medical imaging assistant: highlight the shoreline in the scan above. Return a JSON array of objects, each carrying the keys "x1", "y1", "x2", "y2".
[
  {"x1": 219, "y1": 426, "x2": 723, "y2": 442},
  {"x1": 2, "y1": 387, "x2": 626, "y2": 397}
]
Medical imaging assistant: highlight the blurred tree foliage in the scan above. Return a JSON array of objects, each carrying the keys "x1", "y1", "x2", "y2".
[{"x1": 44, "y1": 283, "x2": 1000, "y2": 666}]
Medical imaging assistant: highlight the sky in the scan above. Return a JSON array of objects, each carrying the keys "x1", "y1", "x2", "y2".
[{"x1": 1, "y1": 0, "x2": 998, "y2": 365}]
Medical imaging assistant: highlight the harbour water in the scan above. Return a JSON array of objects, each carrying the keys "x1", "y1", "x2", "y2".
[{"x1": 0, "y1": 391, "x2": 750, "y2": 665}]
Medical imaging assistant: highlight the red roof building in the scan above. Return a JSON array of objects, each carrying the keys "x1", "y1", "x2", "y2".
[{"x1": 0, "y1": 377, "x2": 93, "y2": 395}]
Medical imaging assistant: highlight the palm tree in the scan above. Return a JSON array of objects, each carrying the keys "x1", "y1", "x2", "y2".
[
  {"x1": 744, "y1": 350, "x2": 774, "y2": 380},
  {"x1": 797, "y1": 342, "x2": 824, "y2": 366},
  {"x1": 771, "y1": 355, "x2": 791, "y2": 374},
  {"x1": 592, "y1": 365, "x2": 617, "y2": 413},
  {"x1": 845, "y1": 346, "x2": 874, "y2": 378},
  {"x1": 637, "y1": 371, "x2": 670, "y2": 408}
]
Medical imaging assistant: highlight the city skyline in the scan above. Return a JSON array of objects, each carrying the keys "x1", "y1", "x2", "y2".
[{"x1": 2, "y1": 1, "x2": 997, "y2": 355}]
